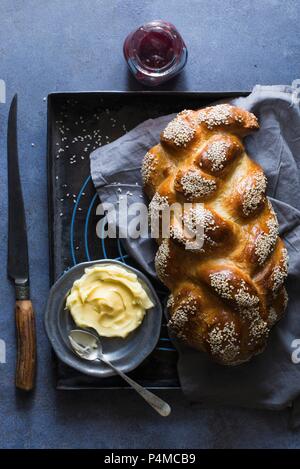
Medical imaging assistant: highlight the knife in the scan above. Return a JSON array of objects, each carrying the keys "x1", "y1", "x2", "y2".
[{"x1": 7, "y1": 94, "x2": 37, "y2": 391}]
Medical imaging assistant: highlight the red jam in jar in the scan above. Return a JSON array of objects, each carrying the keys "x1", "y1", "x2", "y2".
[{"x1": 123, "y1": 20, "x2": 188, "y2": 86}]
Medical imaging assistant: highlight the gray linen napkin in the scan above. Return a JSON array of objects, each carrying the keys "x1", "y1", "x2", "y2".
[{"x1": 90, "y1": 85, "x2": 300, "y2": 421}]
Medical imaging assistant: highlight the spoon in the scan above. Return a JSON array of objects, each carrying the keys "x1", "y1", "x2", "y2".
[{"x1": 68, "y1": 329, "x2": 171, "y2": 417}]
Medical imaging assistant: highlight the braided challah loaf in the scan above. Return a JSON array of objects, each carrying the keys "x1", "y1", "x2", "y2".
[{"x1": 142, "y1": 104, "x2": 289, "y2": 366}]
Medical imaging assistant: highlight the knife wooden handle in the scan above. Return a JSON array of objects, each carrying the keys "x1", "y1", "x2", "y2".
[{"x1": 15, "y1": 300, "x2": 36, "y2": 391}]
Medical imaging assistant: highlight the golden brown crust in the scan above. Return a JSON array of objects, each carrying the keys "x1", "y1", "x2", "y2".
[
  {"x1": 196, "y1": 134, "x2": 244, "y2": 176},
  {"x1": 142, "y1": 104, "x2": 289, "y2": 366}
]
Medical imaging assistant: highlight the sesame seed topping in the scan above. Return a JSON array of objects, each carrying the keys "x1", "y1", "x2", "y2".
[
  {"x1": 235, "y1": 280, "x2": 259, "y2": 308},
  {"x1": 242, "y1": 172, "x2": 267, "y2": 216},
  {"x1": 183, "y1": 206, "x2": 216, "y2": 233},
  {"x1": 166, "y1": 294, "x2": 174, "y2": 310},
  {"x1": 248, "y1": 316, "x2": 269, "y2": 342},
  {"x1": 171, "y1": 206, "x2": 217, "y2": 251},
  {"x1": 155, "y1": 239, "x2": 170, "y2": 281},
  {"x1": 180, "y1": 170, "x2": 216, "y2": 200},
  {"x1": 210, "y1": 270, "x2": 268, "y2": 343},
  {"x1": 184, "y1": 206, "x2": 216, "y2": 245},
  {"x1": 201, "y1": 140, "x2": 231, "y2": 172},
  {"x1": 209, "y1": 272, "x2": 234, "y2": 300},
  {"x1": 210, "y1": 273, "x2": 263, "y2": 335},
  {"x1": 141, "y1": 151, "x2": 157, "y2": 184},
  {"x1": 149, "y1": 192, "x2": 169, "y2": 223},
  {"x1": 271, "y1": 247, "x2": 289, "y2": 292},
  {"x1": 235, "y1": 293, "x2": 269, "y2": 342},
  {"x1": 208, "y1": 322, "x2": 240, "y2": 363},
  {"x1": 197, "y1": 104, "x2": 232, "y2": 130},
  {"x1": 268, "y1": 307, "x2": 278, "y2": 326},
  {"x1": 168, "y1": 297, "x2": 198, "y2": 339},
  {"x1": 255, "y1": 216, "x2": 279, "y2": 265},
  {"x1": 162, "y1": 116, "x2": 196, "y2": 147}
]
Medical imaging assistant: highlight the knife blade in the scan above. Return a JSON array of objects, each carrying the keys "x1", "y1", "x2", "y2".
[{"x1": 7, "y1": 94, "x2": 36, "y2": 391}]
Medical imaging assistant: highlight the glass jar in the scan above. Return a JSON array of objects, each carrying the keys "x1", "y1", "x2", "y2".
[{"x1": 123, "y1": 20, "x2": 188, "y2": 87}]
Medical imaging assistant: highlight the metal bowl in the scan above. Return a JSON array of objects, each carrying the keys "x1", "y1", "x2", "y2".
[{"x1": 44, "y1": 259, "x2": 162, "y2": 378}]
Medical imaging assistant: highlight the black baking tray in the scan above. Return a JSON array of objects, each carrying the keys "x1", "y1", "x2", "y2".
[{"x1": 47, "y1": 91, "x2": 249, "y2": 389}]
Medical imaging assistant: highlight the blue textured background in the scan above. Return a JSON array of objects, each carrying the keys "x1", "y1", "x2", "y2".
[{"x1": 0, "y1": 0, "x2": 300, "y2": 449}]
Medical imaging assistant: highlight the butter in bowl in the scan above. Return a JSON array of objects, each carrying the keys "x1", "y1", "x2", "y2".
[
  {"x1": 66, "y1": 263, "x2": 154, "y2": 339},
  {"x1": 45, "y1": 260, "x2": 162, "y2": 378}
]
